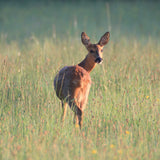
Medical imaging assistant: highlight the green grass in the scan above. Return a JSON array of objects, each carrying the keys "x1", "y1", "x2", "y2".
[{"x1": 0, "y1": 1, "x2": 160, "y2": 160}]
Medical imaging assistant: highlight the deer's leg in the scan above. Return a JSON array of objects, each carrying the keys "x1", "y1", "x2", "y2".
[
  {"x1": 73, "y1": 106, "x2": 83, "y2": 129},
  {"x1": 77, "y1": 108, "x2": 83, "y2": 129},
  {"x1": 68, "y1": 100, "x2": 83, "y2": 129},
  {"x1": 73, "y1": 112, "x2": 77, "y2": 124},
  {"x1": 61, "y1": 101, "x2": 67, "y2": 122}
]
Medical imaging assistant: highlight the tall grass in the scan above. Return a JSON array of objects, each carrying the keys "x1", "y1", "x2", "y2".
[
  {"x1": 0, "y1": 35, "x2": 159, "y2": 159},
  {"x1": 0, "y1": 1, "x2": 160, "y2": 160}
]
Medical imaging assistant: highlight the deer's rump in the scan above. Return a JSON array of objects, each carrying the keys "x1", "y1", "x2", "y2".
[{"x1": 54, "y1": 65, "x2": 91, "y2": 110}]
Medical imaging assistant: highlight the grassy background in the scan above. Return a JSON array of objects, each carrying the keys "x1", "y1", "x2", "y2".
[{"x1": 0, "y1": 1, "x2": 160, "y2": 159}]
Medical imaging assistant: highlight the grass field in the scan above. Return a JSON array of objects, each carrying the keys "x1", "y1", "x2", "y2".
[{"x1": 0, "y1": 1, "x2": 160, "y2": 160}]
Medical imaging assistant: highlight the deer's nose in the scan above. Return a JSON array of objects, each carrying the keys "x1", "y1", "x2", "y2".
[{"x1": 95, "y1": 57, "x2": 103, "y2": 64}]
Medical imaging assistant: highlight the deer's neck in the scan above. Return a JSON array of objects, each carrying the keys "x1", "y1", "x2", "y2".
[{"x1": 78, "y1": 54, "x2": 96, "y2": 73}]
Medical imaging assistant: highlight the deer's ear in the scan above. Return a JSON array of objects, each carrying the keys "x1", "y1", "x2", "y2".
[
  {"x1": 98, "y1": 32, "x2": 110, "y2": 46},
  {"x1": 81, "y1": 32, "x2": 91, "y2": 47}
]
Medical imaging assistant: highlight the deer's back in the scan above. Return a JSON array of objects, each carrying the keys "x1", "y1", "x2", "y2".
[{"x1": 54, "y1": 65, "x2": 91, "y2": 109}]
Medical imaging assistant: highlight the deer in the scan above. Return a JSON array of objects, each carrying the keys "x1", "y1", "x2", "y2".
[{"x1": 54, "y1": 32, "x2": 110, "y2": 129}]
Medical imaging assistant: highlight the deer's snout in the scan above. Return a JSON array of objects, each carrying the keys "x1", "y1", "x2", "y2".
[{"x1": 95, "y1": 57, "x2": 103, "y2": 64}]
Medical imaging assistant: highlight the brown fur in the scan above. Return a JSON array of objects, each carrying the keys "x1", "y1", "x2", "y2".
[{"x1": 54, "y1": 32, "x2": 110, "y2": 128}]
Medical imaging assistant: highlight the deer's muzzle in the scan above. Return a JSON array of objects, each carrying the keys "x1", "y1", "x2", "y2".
[{"x1": 95, "y1": 57, "x2": 103, "y2": 64}]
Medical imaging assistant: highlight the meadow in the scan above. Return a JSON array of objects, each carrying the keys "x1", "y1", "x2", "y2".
[{"x1": 0, "y1": 1, "x2": 160, "y2": 159}]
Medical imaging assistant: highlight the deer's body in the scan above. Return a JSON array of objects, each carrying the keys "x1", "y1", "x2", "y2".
[
  {"x1": 54, "y1": 32, "x2": 110, "y2": 128},
  {"x1": 54, "y1": 65, "x2": 91, "y2": 111}
]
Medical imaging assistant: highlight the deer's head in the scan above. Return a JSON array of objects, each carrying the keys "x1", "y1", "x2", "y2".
[{"x1": 81, "y1": 32, "x2": 110, "y2": 64}]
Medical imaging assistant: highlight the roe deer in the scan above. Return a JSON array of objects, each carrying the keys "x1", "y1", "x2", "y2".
[{"x1": 54, "y1": 32, "x2": 110, "y2": 128}]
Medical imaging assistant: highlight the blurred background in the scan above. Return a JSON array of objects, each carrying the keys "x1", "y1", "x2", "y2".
[
  {"x1": 0, "y1": 0, "x2": 160, "y2": 43},
  {"x1": 0, "y1": 1, "x2": 160, "y2": 159}
]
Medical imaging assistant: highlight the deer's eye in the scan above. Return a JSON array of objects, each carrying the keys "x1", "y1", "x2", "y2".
[{"x1": 90, "y1": 50, "x2": 94, "y2": 53}]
